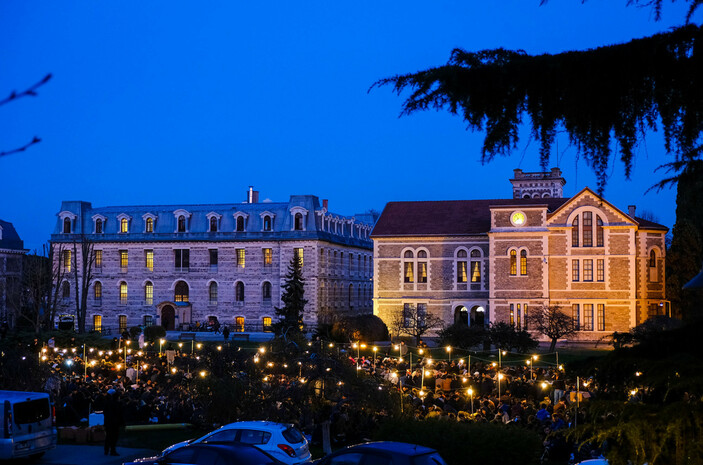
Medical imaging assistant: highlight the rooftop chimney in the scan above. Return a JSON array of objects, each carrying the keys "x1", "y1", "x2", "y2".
[
  {"x1": 247, "y1": 186, "x2": 259, "y2": 204},
  {"x1": 323, "y1": 199, "x2": 328, "y2": 210},
  {"x1": 628, "y1": 205, "x2": 636, "y2": 218}
]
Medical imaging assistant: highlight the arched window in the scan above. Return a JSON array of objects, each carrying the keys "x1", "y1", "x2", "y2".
[
  {"x1": 144, "y1": 281, "x2": 153, "y2": 305},
  {"x1": 649, "y1": 249, "x2": 657, "y2": 267},
  {"x1": 294, "y1": 213, "x2": 304, "y2": 231},
  {"x1": 263, "y1": 215, "x2": 272, "y2": 231},
  {"x1": 417, "y1": 250, "x2": 428, "y2": 283},
  {"x1": 348, "y1": 284, "x2": 353, "y2": 308},
  {"x1": 120, "y1": 218, "x2": 129, "y2": 233},
  {"x1": 146, "y1": 217, "x2": 154, "y2": 233},
  {"x1": 95, "y1": 219, "x2": 103, "y2": 234},
  {"x1": 119, "y1": 282, "x2": 128, "y2": 304},
  {"x1": 262, "y1": 281, "x2": 272, "y2": 301},
  {"x1": 582, "y1": 211, "x2": 593, "y2": 247},
  {"x1": 177, "y1": 215, "x2": 186, "y2": 233},
  {"x1": 520, "y1": 250, "x2": 528, "y2": 275},
  {"x1": 403, "y1": 250, "x2": 415, "y2": 283},
  {"x1": 236, "y1": 216, "x2": 245, "y2": 232},
  {"x1": 509, "y1": 250, "x2": 517, "y2": 276},
  {"x1": 63, "y1": 217, "x2": 71, "y2": 234},
  {"x1": 470, "y1": 249, "x2": 482, "y2": 283},
  {"x1": 174, "y1": 281, "x2": 189, "y2": 302},
  {"x1": 210, "y1": 217, "x2": 218, "y2": 232},
  {"x1": 62, "y1": 281, "x2": 70, "y2": 300},
  {"x1": 94, "y1": 281, "x2": 102, "y2": 303},
  {"x1": 457, "y1": 249, "x2": 468, "y2": 283},
  {"x1": 571, "y1": 216, "x2": 579, "y2": 247},
  {"x1": 209, "y1": 282, "x2": 218, "y2": 305},
  {"x1": 596, "y1": 216, "x2": 604, "y2": 247},
  {"x1": 235, "y1": 282, "x2": 245, "y2": 302}
]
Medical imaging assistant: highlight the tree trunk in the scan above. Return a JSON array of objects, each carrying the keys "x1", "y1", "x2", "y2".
[{"x1": 549, "y1": 338, "x2": 557, "y2": 352}]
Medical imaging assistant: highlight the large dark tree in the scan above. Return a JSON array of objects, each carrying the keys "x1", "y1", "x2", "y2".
[
  {"x1": 374, "y1": 1, "x2": 702, "y2": 194},
  {"x1": 273, "y1": 257, "x2": 308, "y2": 338}
]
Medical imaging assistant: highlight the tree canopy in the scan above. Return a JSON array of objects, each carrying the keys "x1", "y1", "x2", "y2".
[{"x1": 374, "y1": 10, "x2": 702, "y2": 194}]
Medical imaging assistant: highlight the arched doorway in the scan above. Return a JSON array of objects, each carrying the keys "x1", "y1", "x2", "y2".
[
  {"x1": 161, "y1": 305, "x2": 176, "y2": 331},
  {"x1": 470, "y1": 305, "x2": 485, "y2": 326},
  {"x1": 454, "y1": 306, "x2": 468, "y2": 325}
]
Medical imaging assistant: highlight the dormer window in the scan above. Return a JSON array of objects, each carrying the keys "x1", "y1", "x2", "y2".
[
  {"x1": 289, "y1": 207, "x2": 308, "y2": 232},
  {"x1": 206, "y1": 212, "x2": 222, "y2": 233},
  {"x1": 63, "y1": 218, "x2": 71, "y2": 234},
  {"x1": 59, "y1": 211, "x2": 78, "y2": 234},
  {"x1": 96, "y1": 219, "x2": 103, "y2": 234},
  {"x1": 294, "y1": 213, "x2": 303, "y2": 231},
  {"x1": 233, "y1": 212, "x2": 249, "y2": 232},
  {"x1": 236, "y1": 216, "x2": 245, "y2": 231},
  {"x1": 178, "y1": 216, "x2": 186, "y2": 232},
  {"x1": 210, "y1": 217, "x2": 218, "y2": 232},
  {"x1": 146, "y1": 218, "x2": 154, "y2": 233},
  {"x1": 263, "y1": 215, "x2": 272, "y2": 231},
  {"x1": 173, "y1": 209, "x2": 192, "y2": 233},
  {"x1": 116, "y1": 214, "x2": 132, "y2": 234}
]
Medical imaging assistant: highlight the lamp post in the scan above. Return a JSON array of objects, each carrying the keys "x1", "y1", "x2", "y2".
[
  {"x1": 83, "y1": 345, "x2": 87, "y2": 380},
  {"x1": 159, "y1": 338, "x2": 165, "y2": 357},
  {"x1": 467, "y1": 387, "x2": 474, "y2": 415},
  {"x1": 526, "y1": 359, "x2": 532, "y2": 381},
  {"x1": 497, "y1": 373, "x2": 504, "y2": 398},
  {"x1": 446, "y1": 346, "x2": 452, "y2": 363}
]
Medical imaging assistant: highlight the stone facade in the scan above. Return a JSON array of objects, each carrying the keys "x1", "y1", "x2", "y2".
[
  {"x1": 372, "y1": 170, "x2": 668, "y2": 342},
  {"x1": 50, "y1": 191, "x2": 376, "y2": 332},
  {"x1": 0, "y1": 220, "x2": 28, "y2": 327}
]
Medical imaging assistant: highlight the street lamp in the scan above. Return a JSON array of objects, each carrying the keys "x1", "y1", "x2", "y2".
[
  {"x1": 159, "y1": 339, "x2": 165, "y2": 357},
  {"x1": 497, "y1": 373, "x2": 504, "y2": 398},
  {"x1": 467, "y1": 387, "x2": 474, "y2": 414},
  {"x1": 446, "y1": 346, "x2": 452, "y2": 363},
  {"x1": 373, "y1": 346, "x2": 378, "y2": 370}
]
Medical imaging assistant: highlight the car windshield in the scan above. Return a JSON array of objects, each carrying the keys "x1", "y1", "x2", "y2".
[
  {"x1": 13, "y1": 398, "x2": 50, "y2": 424},
  {"x1": 281, "y1": 426, "x2": 304, "y2": 444},
  {"x1": 412, "y1": 453, "x2": 448, "y2": 465}
]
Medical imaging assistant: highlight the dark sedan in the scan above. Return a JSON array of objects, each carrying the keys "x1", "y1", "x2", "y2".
[
  {"x1": 313, "y1": 441, "x2": 447, "y2": 465},
  {"x1": 123, "y1": 443, "x2": 286, "y2": 465}
]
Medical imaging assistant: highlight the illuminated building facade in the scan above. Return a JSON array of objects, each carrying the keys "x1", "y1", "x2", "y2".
[{"x1": 371, "y1": 169, "x2": 668, "y2": 341}]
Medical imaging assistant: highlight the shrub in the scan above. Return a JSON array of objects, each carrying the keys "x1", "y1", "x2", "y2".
[
  {"x1": 331, "y1": 315, "x2": 389, "y2": 342},
  {"x1": 144, "y1": 325, "x2": 166, "y2": 342},
  {"x1": 373, "y1": 417, "x2": 542, "y2": 465},
  {"x1": 438, "y1": 323, "x2": 487, "y2": 349},
  {"x1": 129, "y1": 326, "x2": 142, "y2": 339}
]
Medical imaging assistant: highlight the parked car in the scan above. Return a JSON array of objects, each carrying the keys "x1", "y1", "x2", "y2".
[
  {"x1": 123, "y1": 443, "x2": 285, "y2": 465},
  {"x1": 313, "y1": 441, "x2": 448, "y2": 465},
  {"x1": 162, "y1": 421, "x2": 311, "y2": 464},
  {"x1": 0, "y1": 390, "x2": 57, "y2": 460}
]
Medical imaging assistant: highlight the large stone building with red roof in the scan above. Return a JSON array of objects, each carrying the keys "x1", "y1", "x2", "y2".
[{"x1": 371, "y1": 169, "x2": 669, "y2": 341}]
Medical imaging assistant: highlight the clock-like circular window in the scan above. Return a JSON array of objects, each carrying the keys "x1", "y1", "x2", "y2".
[{"x1": 510, "y1": 211, "x2": 526, "y2": 227}]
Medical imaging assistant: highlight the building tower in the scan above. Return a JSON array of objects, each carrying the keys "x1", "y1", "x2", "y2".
[{"x1": 510, "y1": 167, "x2": 566, "y2": 199}]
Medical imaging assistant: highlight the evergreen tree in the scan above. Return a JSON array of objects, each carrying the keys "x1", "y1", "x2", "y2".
[{"x1": 273, "y1": 256, "x2": 308, "y2": 337}]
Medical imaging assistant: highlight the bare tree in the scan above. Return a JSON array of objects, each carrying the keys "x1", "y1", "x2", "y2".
[
  {"x1": 0, "y1": 74, "x2": 51, "y2": 158},
  {"x1": 389, "y1": 304, "x2": 444, "y2": 345},
  {"x1": 528, "y1": 304, "x2": 577, "y2": 352},
  {"x1": 71, "y1": 238, "x2": 96, "y2": 333}
]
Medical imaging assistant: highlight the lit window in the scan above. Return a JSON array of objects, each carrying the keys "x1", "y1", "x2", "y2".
[
  {"x1": 119, "y1": 282, "x2": 128, "y2": 305},
  {"x1": 237, "y1": 249, "x2": 246, "y2": 268},
  {"x1": 175, "y1": 249, "x2": 190, "y2": 270},
  {"x1": 516, "y1": 303, "x2": 521, "y2": 328},
  {"x1": 457, "y1": 258, "x2": 468, "y2": 283},
  {"x1": 404, "y1": 250, "x2": 415, "y2": 283},
  {"x1": 470, "y1": 249, "x2": 482, "y2": 283},
  {"x1": 596, "y1": 216, "x2": 604, "y2": 247},
  {"x1": 520, "y1": 250, "x2": 527, "y2": 275},
  {"x1": 295, "y1": 248, "x2": 304, "y2": 267},
  {"x1": 145, "y1": 250, "x2": 154, "y2": 271},
  {"x1": 177, "y1": 215, "x2": 186, "y2": 233},
  {"x1": 510, "y1": 303, "x2": 515, "y2": 325},
  {"x1": 95, "y1": 219, "x2": 103, "y2": 234},
  {"x1": 510, "y1": 250, "x2": 517, "y2": 276},
  {"x1": 63, "y1": 217, "x2": 71, "y2": 234},
  {"x1": 209, "y1": 282, "x2": 218, "y2": 305},
  {"x1": 119, "y1": 315, "x2": 127, "y2": 332},
  {"x1": 174, "y1": 281, "x2": 189, "y2": 303},
  {"x1": 262, "y1": 317, "x2": 272, "y2": 332},
  {"x1": 583, "y1": 212, "x2": 593, "y2": 247},
  {"x1": 263, "y1": 248, "x2": 273, "y2": 266},
  {"x1": 145, "y1": 281, "x2": 153, "y2": 305},
  {"x1": 144, "y1": 315, "x2": 153, "y2": 327},
  {"x1": 572, "y1": 260, "x2": 580, "y2": 281},
  {"x1": 93, "y1": 315, "x2": 102, "y2": 332},
  {"x1": 94, "y1": 281, "x2": 102, "y2": 304},
  {"x1": 235, "y1": 316, "x2": 245, "y2": 332},
  {"x1": 262, "y1": 282, "x2": 272, "y2": 301},
  {"x1": 146, "y1": 217, "x2": 154, "y2": 233},
  {"x1": 583, "y1": 304, "x2": 594, "y2": 331},
  {"x1": 120, "y1": 250, "x2": 128, "y2": 271},
  {"x1": 63, "y1": 250, "x2": 72, "y2": 272},
  {"x1": 263, "y1": 215, "x2": 272, "y2": 231},
  {"x1": 571, "y1": 216, "x2": 579, "y2": 247},
  {"x1": 523, "y1": 304, "x2": 528, "y2": 330},
  {"x1": 210, "y1": 216, "x2": 218, "y2": 232},
  {"x1": 417, "y1": 303, "x2": 427, "y2": 327},
  {"x1": 584, "y1": 259, "x2": 593, "y2": 282},
  {"x1": 597, "y1": 304, "x2": 605, "y2": 331},
  {"x1": 649, "y1": 250, "x2": 656, "y2": 267},
  {"x1": 95, "y1": 250, "x2": 103, "y2": 269},
  {"x1": 120, "y1": 218, "x2": 129, "y2": 233},
  {"x1": 597, "y1": 259, "x2": 605, "y2": 282},
  {"x1": 417, "y1": 250, "x2": 427, "y2": 283},
  {"x1": 235, "y1": 282, "x2": 245, "y2": 302}
]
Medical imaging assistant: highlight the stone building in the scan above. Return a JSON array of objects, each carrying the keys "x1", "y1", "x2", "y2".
[
  {"x1": 0, "y1": 219, "x2": 28, "y2": 327},
  {"x1": 50, "y1": 189, "x2": 376, "y2": 333},
  {"x1": 371, "y1": 169, "x2": 668, "y2": 341}
]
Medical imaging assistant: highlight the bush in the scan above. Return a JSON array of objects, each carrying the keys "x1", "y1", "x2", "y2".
[
  {"x1": 373, "y1": 418, "x2": 542, "y2": 465},
  {"x1": 129, "y1": 326, "x2": 142, "y2": 339},
  {"x1": 331, "y1": 315, "x2": 389, "y2": 342},
  {"x1": 438, "y1": 323, "x2": 487, "y2": 349},
  {"x1": 144, "y1": 325, "x2": 166, "y2": 342},
  {"x1": 488, "y1": 322, "x2": 538, "y2": 352}
]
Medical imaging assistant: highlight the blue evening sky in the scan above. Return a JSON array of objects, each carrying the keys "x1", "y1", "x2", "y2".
[{"x1": 1, "y1": 1, "x2": 697, "y2": 251}]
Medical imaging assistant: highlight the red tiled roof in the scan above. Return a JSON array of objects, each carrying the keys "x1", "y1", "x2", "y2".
[{"x1": 371, "y1": 198, "x2": 569, "y2": 237}]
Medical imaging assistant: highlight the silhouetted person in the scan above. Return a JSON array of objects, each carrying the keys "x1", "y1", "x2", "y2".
[
  {"x1": 222, "y1": 326, "x2": 230, "y2": 341},
  {"x1": 103, "y1": 389, "x2": 124, "y2": 456}
]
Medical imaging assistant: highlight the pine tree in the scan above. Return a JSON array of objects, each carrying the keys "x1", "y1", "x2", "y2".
[{"x1": 273, "y1": 256, "x2": 308, "y2": 337}]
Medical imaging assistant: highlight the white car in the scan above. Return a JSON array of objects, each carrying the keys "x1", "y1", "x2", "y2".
[{"x1": 163, "y1": 421, "x2": 311, "y2": 464}]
